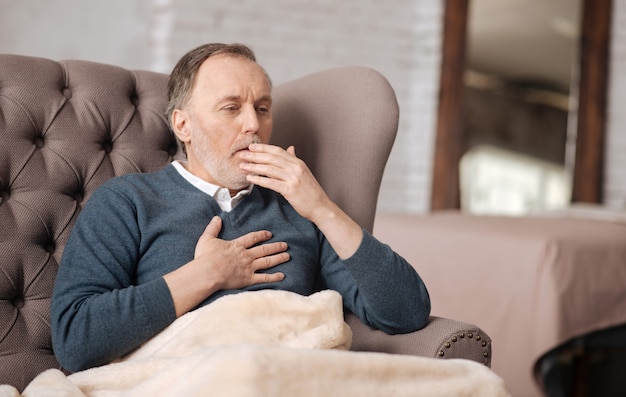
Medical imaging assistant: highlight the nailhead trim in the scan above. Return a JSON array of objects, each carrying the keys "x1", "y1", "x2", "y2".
[{"x1": 439, "y1": 331, "x2": 490, "y2": 366}]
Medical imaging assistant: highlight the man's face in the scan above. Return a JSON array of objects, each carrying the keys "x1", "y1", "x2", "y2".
[{"x1": 173, "y1": 55, "x2": 273, "y2": 193}]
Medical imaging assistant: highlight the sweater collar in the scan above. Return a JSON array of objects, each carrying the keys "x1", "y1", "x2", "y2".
[{"x1": 171, "y1": 161, "x2": 252, "y2": 211}]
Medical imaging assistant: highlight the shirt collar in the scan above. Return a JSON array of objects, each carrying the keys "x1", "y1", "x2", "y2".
[{"x1": 171, "y1": 161, "x2": 252, "y2": 211}]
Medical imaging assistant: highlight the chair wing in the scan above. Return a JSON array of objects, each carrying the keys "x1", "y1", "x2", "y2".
[{"x1": 272, "y1": 66, "x2": 399, "y2": 232}]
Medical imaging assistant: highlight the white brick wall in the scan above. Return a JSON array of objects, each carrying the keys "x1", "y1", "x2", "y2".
[
  {"x1": 606, "y1": 0, "x2": 626, "y2": 209},
  {"x1": 0, "y1": 0, "x2": 153, "y2": 70},
  {"x1": 0, "y1": 0, "x2": 444, "y2": 214}
]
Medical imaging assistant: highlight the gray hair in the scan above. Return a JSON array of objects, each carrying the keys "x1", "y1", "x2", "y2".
[{"x1": 166, "y1": 43, "x2": 272, "y2": 137}]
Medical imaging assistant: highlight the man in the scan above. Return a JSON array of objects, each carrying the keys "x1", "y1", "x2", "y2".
[{"x1": 51, "y1": 43, "x2": 430, "y2": 372}]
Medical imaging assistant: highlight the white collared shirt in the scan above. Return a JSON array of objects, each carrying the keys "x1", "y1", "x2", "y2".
[{"x1": 171, "y1": 161, "x2": 251, "y2": 212}]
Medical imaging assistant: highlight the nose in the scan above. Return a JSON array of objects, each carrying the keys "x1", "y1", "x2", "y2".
[{"x1": 242, "y1": 106, "x2": 259, "y2": 134}]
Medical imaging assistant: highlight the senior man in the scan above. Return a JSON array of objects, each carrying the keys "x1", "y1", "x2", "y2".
[{"x1": 51, "y1": 43, "x2": 431, "y2": 372}]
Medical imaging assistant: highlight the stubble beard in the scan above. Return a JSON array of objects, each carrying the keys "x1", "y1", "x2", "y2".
[{"x1": 192, "y1": 128, "x2": 262, "y2": 191}]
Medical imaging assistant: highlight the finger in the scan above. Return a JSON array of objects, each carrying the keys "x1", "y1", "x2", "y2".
[
  {"x1": 240, "y1": 149, "x2": 305, "y2": 181},
  {"x1": 203, "y1": 216, "x2": 222, "y2": 238},
  {"x1": 240, "y1": 161, "x2": 290, "y2": 181},
  {"x1": 249, "y1": 242, "x2": 289, "y2": 260},
  {"x1": 249, "y1": 143, "x2": 295, "y2": 158},
  {"x1": 251, "y1": 271, "x2": 285, "y2": 285},
  {"x1": 245, "y1": 173, "x2": 285, "y2": 193},
  {"x1": 254, "y1": 251, "x2": 291, "y2": 270},
  {"x1": 246, "y1": 144, "x2": 297, "y2": 165},
  {"x1": 235, "y1": 229, "x2": 273, "y2": 248},
  {"x1": 248, "y1": 143, "x2": 284, "y2": 154},
  {"x1": 241, "y1": 149, "x2": 290, "y2": 167}
]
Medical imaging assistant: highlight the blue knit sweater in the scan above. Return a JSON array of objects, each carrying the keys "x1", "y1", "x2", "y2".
[{"x1": 51, "y1": 164, "x2": 430, "y2": 372}]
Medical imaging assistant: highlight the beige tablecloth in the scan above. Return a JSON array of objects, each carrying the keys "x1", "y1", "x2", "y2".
[{"x1": 374, "y1": 211, "x2": 626, "y2": 397}]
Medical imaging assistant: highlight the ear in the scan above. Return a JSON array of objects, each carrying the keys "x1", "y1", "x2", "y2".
[{"x1": 172, "y1": 109, "x2": 192, "y2": 144}]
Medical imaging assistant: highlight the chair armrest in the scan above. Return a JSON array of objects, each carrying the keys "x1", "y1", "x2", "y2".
[{"x1": 346, "y1": 313, "x2": 492, "y2": 367}]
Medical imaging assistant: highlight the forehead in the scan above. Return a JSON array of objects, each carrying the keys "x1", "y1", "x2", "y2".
[{"x1": 193, "y1": 55, "x2": 271, "y2": 98}]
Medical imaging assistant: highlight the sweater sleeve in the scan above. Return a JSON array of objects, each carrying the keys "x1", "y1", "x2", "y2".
[
  {"x1": 51, "y1": 185, "x2": 176, "y2": 372},
  {"x1": 318, "y1": 229, "x2": 431, "y2": 334}
]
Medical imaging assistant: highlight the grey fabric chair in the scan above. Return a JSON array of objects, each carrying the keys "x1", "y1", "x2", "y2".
[{"x1": 0, "y1": 54, "x2": 492, "y2": 392}]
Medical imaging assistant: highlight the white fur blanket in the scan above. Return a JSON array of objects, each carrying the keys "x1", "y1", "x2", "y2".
[{"x1": 1, "y1": 290, "x2": 510, "y2": 397}]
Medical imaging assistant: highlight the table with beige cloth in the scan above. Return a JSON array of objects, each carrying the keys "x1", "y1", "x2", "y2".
[{"x1": 373, "y1": 210, "x2": 626, "y2": 397}]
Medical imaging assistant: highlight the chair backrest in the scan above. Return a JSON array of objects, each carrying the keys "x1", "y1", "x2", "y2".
[
  {"x1": 0, "y1": 54, "x2": 399, "y2": 390},
  {"x1": 271, "y1": 67, "x2": 399, "y2": 231}
]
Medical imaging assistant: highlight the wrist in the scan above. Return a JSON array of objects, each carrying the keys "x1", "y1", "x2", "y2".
[{"x1": 164, "y1": 259, "x2": 220, "y2": 317}]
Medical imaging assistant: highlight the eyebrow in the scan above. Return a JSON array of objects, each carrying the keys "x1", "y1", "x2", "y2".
[{"x1": 217, "y1": 94, "x2": 272, "y2": 105}]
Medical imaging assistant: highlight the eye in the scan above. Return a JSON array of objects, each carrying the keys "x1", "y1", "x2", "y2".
[
  {"x1": 221, "y1": 104, "x2": 240, "y2": 113},
  {"x1": 256, "y1": 105, "x2": 270, "y2": 114}
]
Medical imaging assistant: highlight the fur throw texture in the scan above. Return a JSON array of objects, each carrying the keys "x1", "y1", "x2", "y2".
[{"x1": 1, "y1": 290, "x2": 510, "y2": 397}]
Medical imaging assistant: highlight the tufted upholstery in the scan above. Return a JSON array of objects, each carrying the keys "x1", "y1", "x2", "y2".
[
  {"x1": 0, "y1": 55, "x2": 184, "y2": 390},
  {"x1": 0, "y1": 54, "x2": 491, "y2": 391}
]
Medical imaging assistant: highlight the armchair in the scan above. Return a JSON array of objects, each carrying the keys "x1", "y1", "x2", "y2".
[{"x1": 0, "y1": 54, "x2": 491, "y2": 392}]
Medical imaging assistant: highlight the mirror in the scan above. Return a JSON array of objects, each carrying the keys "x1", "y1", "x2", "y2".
[{"x1": 459, "y1": 0, "x2": 582, "y2": 215}]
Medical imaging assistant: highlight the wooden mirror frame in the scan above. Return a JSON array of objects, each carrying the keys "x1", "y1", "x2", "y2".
[{"x1": 431, "y1": 0, "x2": 612, "y2": 210}]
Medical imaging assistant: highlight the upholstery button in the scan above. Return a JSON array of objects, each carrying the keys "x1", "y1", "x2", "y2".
[
  {"x1": 44, "y1": 241, "x2": 56, "y2": 254},
  {"x1": 33, "y1": 135, "x2": 45, "y2": 148},
  {"x1": 130, "y1": 95, "x2": 139, "y2": 106},
  {"x1": 62, "y1": 87, "x2": 72, "y2": 99},
  {"x1": 0, "y1": 187, "x2": 9, "y2": 202},
  {"x1": 73, "y1": 190, "x2": 84, "y2": 203},
  {"x1": 12, "y1": 296, "x2": 25, "y2": 309},
  {"x1": 102, "y1": 140, "x2": 113, "y2": 154}
]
